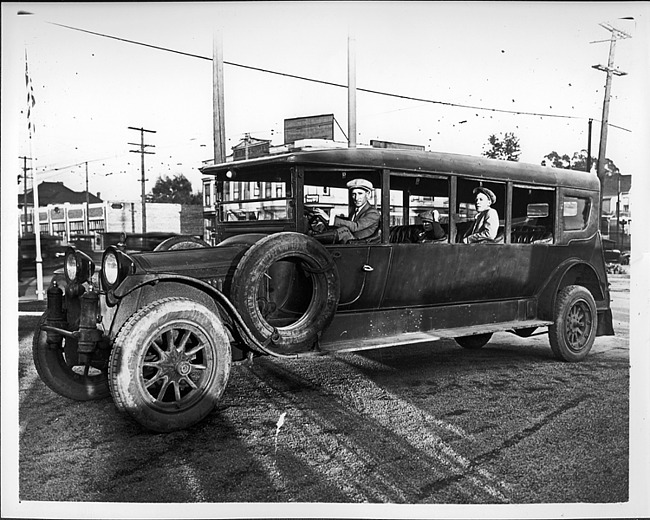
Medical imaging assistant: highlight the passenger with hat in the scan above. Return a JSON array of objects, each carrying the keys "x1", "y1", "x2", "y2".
[
  {"x1": 463, "y1": 186, "x2": 499, "y2": 243},
  {"x1": 417, "y1": 209, "x2": 446, "y2": 242},
  {"x1": 311, "y1": 178, "x2": 380, "y2": 243}
]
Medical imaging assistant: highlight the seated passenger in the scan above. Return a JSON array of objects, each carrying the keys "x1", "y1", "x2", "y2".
[
  {"x1": 311, "y1": 179, "x2": 380, "y2": 243},
  {"x1": 417, "y1": 209, "x2": 446, "y2": 242},
  {"x1": 462, "y1": 187, "x2": 499, "y2": 243}
]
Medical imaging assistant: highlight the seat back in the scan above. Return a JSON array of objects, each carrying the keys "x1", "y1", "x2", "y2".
[{"x1": 389, "y1": 225, "x2": 423, "y2": 243}]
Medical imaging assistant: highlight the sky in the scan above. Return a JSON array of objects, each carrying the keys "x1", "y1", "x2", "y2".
[{"x1": 2, "y1": 2, "x2": 649, "y2": 204}]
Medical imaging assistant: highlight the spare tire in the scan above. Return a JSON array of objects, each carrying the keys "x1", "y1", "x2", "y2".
[
  {"x1": 231, "y1": 232, "x2": 340, "y2": 354},
  {"x1": 154, "y1": 235, "x2": 210, "y2": 251}
]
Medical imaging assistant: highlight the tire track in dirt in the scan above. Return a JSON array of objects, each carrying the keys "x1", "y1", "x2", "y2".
[{"x1": 237, "y1": 355, "x2": 513, "y2": 503}]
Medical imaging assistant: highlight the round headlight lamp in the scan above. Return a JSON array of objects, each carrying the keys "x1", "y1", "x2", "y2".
[
  {"x1": 101, "y1": 246, "x2": 134, "y2": 291},
  {"x1": 64, "y1": 247, "x2": 95, "y2": 284},
  {"x1": 103, "y1": 250, "x2": 119, "y2": 286}
]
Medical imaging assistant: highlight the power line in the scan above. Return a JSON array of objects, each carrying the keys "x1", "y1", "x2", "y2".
[{"x1": 44, "y1": 19, "x2": 629, "y2": 128}]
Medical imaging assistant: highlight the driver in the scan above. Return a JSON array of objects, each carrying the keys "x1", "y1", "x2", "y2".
[{"x1": 311, "y1": 178, "x2": 380, "y2": 243}]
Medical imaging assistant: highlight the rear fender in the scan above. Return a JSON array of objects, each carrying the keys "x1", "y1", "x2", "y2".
[{"x1": 537, "y1": 259, "x2": 608, "y2": 322}]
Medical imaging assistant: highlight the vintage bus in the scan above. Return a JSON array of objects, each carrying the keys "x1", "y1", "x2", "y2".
[{"x1": 34, "y1": 146, "x2": 614, "y2": 431}]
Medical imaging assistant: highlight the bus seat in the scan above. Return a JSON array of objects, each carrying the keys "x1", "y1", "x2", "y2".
[{"x1": 389, "y1": 225, "x2": 423, "y2": 243}]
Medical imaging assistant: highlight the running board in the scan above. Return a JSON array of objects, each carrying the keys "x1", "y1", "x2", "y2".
[{"x1": 318, "y1": 319, "x2": 553, "y2": 354}]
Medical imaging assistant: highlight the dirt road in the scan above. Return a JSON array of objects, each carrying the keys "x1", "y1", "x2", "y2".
[{"x1": 16, "y1": 275, "x2": 630, "y2": 506}]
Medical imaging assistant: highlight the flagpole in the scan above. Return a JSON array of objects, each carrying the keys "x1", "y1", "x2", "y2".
[
  {"x1": 25, "y1": 48, "x2": 44, "y2": 300},
  {"x1": 32, "y1": 158, "x2": 44, "y2": 300}
]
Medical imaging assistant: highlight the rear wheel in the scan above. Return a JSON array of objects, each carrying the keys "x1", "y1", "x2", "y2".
[
  {"x1": 32, "y1": 312, "x2": 110, "y2": 401},
  {"x1": 109, "y1": 297, "x2": 231, "y2": 432},
  {"x1": 549, "y1": 285, "x2": 597, "y2": 362},
  {"x1": 455, "y1": 333, "x2": 493, "y2": 349}
]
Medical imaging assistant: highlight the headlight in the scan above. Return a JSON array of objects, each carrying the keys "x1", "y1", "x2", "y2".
[
  {"x1": 64, "y1": 247, "x2": 95, "y2": 284},
  {"x1": 101, "y1": 246, "x2": 134, "y2": 291},
  {"x1": 103, "y1": 251, "x2": 119, "y2": 285}
]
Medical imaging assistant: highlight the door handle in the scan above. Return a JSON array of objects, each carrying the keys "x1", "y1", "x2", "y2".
[{"x1": 362, "y1": 264, "x2": 374, "y2": 272}]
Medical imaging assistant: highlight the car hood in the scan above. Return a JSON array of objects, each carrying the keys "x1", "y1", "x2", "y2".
[{"x1": 129, "y1": 244, "x2": 249, "y2": 281}]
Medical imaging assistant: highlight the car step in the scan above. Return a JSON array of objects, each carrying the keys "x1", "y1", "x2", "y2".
[{"x1": 319, "y1": 319, "x2": 553, "y2": 354}]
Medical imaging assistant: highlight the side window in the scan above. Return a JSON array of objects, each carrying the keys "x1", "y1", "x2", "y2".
[
  {"x1": 563, "y1": 196, "x2": 591, "y2": 231},
  {"x1": 456, "y1": 178, "x2": 505, "y2": 243},
  {"x1": 512, "y1": 186, "x2": 555, "y2": 244},
  {"x1": 203, "y1": 182, "x2": 211, "y2": 207},
  {"x1": 303, "y1": 170, "x2": 382, "y2": 235},
  {"x1": 388, "y1": 174, "x2": 449, "y2": 242}
]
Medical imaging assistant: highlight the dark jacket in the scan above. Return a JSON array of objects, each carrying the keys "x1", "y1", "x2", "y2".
[
  {"x1": 417, "y1": 222, "x2": 446, "y2": 242},
  {"x1": 334, "y1": 202, "x2": 380, "y2": 240}
]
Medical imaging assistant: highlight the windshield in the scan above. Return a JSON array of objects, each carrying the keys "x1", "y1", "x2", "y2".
[{"x1": 217, "y1": 168, "x2": 292, "y2": 222}]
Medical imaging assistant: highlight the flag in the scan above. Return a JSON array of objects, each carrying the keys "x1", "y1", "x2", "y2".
[{"x1": 25, "y1": 50, "x2": 36, "y2": 134}]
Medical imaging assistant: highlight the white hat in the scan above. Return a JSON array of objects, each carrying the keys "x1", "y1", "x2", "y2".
[{"x1": 346, "y1": 178, "x2": 374, "y2": 192}]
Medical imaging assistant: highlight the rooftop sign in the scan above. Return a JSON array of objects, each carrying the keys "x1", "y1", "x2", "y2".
[{"x1": 284, "y1": 114, "x2": 334, "y2": 144}]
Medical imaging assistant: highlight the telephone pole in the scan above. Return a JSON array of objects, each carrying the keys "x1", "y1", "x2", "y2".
[
  {"x1": 591, "y1": 21, "x2": 630, "y2": 220},
  {"x1": 19, "y1": 155, "x2": 32, "y2": 237},
  {"x1": 128, "y1": 126, "x2": 156, "y2": 233},
  {"x1": 85, "y1": 161, "x2": 90, "y2": 234},
  {"x1": 348, "y1": 32, "x2": 357, "y2": 149},
  {"x1": 212, "y1": 29, "x2": 226, "y2": 164}
]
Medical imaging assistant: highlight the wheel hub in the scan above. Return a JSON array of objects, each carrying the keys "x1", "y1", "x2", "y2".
[
  {"x1": 156, "y1": 347, "x2": 194, "y2": 382},
  {"x1": 176, "y1": 360, "x2": 192, "y2": 376}
]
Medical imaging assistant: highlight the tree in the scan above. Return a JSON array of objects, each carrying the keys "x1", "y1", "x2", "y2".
[
  {"x1": 482, "y1": 132, "x2": 521, "y2": 161},
  {"x1": 148, "y1": 174, "x2": 202, "y2": 204},
  {"x1": 542, "y1": 150, "x2": 619, "y2": 175}
]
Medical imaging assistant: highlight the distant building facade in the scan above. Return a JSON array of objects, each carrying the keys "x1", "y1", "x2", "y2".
[
  {"x1": 600, "y1": 173, "x2": 631, "y2": 251},
  {"x1": 18, "y1": 181, "x2": 203, "y2": 245}
]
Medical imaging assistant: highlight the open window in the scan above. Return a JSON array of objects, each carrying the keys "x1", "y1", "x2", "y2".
[
  {"x1": 455, "y1": 178, "x2": 506, "y2": 243},
  {"x1": 303, "y1": 169, "x2": 382, "y2": 243},
  {"x1": 303, "y1": 169, "x2": 382, "y2": 218},
  {"x1": 511, "y1": 185, "x2": 555, "y2": 243},
  {"x1": 387, "y1": 173, "x2": 449, "y2": 243}
]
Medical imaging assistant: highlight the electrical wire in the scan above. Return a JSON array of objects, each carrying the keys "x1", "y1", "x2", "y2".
[
  {"x1": 25, "y1": 17, "x2": 630, "y2": 179},
  {"x1": 45, "y1": 20, "x2": 630, "y2": 128}
]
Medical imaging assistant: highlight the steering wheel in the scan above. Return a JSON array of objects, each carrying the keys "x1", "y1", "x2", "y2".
[{"x1": 305, "y1": 207, "x2": 330, "y2": 233}]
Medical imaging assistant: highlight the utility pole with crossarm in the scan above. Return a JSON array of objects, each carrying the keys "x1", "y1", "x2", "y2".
[
  {"x1": 128, "y1": 126, "x2": 156, "y2": 233},
  {"x1": 591, "y1": 21, "x2": 631, "y2": 221}
]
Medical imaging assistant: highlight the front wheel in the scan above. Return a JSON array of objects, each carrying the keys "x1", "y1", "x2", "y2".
[
  {"x1": 549, "y1": 285, "x2": 597, "y2": 362},
  {"x1": 109, "y1": 297, "x2": 231, "y2": 432},
  {"x1": 455, "y1": 333, "x2": 493, "y2": 349}
]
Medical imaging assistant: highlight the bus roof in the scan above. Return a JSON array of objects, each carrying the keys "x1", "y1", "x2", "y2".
[{"x1": 200, "y1": 147, "x2": 600, "y2": 191}]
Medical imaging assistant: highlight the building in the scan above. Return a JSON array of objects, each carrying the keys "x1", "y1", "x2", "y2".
[
  {"x1": 232, "y1": 134, "x2": 272, "y2": 161},
  {"x1": 18, "y1": 181, "x2": 102, "y2": 236},
  {"x1": 600, "y1": 173, "x2": 631, "y2": 251},
  {"x1": 18, "y1": 181, "x2": 203, "y2": 247}
]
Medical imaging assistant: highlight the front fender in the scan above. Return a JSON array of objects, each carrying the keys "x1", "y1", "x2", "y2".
[
  {"x1": 111, "y1": 273, "x2": 225, "y2": 301},
  {"x1": 107, "y1": 274, "x2": 235, "y2": 339},
  {"x1": 105, "y1": 274, "x2": 293, "y2": 357}
]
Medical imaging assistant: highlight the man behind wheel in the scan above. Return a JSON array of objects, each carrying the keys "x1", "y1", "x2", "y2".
[{"x1": 311, "y1": 178, "x2": 380, "y2": 244}]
